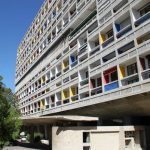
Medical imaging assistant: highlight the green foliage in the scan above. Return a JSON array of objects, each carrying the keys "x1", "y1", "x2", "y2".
[
  {"x1": 0, "y1": 76, "x2": 22, "y2": 149},
  {"x1": 34, "y1": 132, "x2": 44, "y2": 143}
]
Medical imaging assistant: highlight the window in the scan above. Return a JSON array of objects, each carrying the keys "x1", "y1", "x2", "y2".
[
  {"x1": 139, "y1": 3, "x2": 150, "y2": 16},
  {"x1": 97, "y1": 77, "x2": 102, "y2": 86},
  {"x1": 127, "y1": 63, "x2": 137, "y2": 76},
  {"x1": 86, "y1": 71, "x2": 89, "y2": 78},
  {"x1": 83, "y1": 132, "x2": 90, "y2": 143}
]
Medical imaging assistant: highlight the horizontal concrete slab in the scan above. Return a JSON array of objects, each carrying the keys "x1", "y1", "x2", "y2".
[{"x1": 21, "y1": 115, "x2": 98, "y2": 125}]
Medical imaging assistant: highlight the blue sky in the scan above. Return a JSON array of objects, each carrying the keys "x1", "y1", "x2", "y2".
[{"x1": 0, "y1": 0, "x2": 43, "y2": 91}]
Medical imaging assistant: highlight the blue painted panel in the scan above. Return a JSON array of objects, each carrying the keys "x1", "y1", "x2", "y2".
[
  {"x1": 70, "y1": 56, "x2": 75, "y2": 64},
  {"x1": 115, "y1": 24, "x2": 121, "y2": 32},
  {"x1": 104, "y1": 81, "x2": 119, "y2": 92}
]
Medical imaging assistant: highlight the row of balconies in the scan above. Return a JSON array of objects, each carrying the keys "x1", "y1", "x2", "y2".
[
  {"x1": 15, "y1": 0, "x2": 149, "y2": 94},
  {"x1": 20, "y1": 55, "x2": 150, "y2": 115},
  {"x1": 19, "y1": 47, "x2": 150, "y2": 109},
  {"x1": 16, "y1": 21, "x2": 150, "y2": 99},
  {"x1": 16, "y1": 0, "x2": 94, "y2": 81}
]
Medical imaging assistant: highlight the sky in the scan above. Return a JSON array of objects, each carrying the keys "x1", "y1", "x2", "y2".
[{"x1": 0, "y1": 0, "x2": 44, "y2": 92}]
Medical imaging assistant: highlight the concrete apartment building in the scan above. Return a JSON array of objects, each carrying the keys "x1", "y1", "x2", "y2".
[{"x1": 15, "y1": 0, "x2": 150, "y2": 149}]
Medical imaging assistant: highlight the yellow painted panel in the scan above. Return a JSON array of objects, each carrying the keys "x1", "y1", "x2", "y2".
[
  {"x1": 62, "y1": 90, "x2": 69, "y2": 100},
  {"x1": 119, "y1": 66, "x2": 125, "y2": 79},
  {"x1": 99, "y1": 34, "x2": 106, "y2": 44},
  {"x1": 70, "y1": 87, "x2": 75, "y2": 96},
  {"x1": 62, "y1": 61, "x2": 69, "y2": 69},
  {"x1": 41, "y1": 76, "x2": 45, "y2": 83},
  {"x1": 40, "y1": 100, "x2": 45, "y2": 109}
]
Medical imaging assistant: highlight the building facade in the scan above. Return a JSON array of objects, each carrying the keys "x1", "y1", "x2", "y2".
[
  {"x1": 15, "y1": 0, "x2": 150, "y2": 148},
  {"x1": 16, "y1": 0, "x2": 150, "y2": 117}
]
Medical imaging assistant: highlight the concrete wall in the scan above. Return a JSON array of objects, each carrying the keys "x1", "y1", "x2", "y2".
[{"x1": 52, "y1": 126, "x2": 145, "y2": 150}]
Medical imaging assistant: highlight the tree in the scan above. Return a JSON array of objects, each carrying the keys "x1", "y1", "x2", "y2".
[{"x1": 0, "y1": 76, "x2": 22, "y2": 149}]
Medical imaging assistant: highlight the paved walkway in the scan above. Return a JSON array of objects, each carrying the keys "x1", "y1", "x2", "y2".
[{"x1": 3, "y1": 146, "x2": 38, "y2": 150}]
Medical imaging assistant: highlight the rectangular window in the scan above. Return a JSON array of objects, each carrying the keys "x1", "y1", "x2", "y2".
[
  {"x1": 83, "y1": 132, "x2": 90, "y2": 143},
  {"x1": 127, "y1": 63, "x2": 137, "y2": 76},
  {"x1": 86, "y1": 71, "x2": 89, "y2": 78}
]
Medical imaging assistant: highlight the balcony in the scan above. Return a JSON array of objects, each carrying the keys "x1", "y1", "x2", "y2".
[
  {"x1": 63, "y1": 65, "x2": 69, "y2": 73},
  {"x1": 69, "y1": 10, "x2": 97, "y2": 39},
  {"x1": 90, "y1": 45, "x2": 100, "y2": 56},
  {"x1": 104, "y1": 81, "x2": 119, "y2": 92},
  {"x1": 78, "y1": 43, "x2": 87, "y2": 55},
  {"x1": 63, "y1": 20, "x2": 69, "y2": 27},
  {"x1": 46, "y1": 79, "x2": 50, "y2": 84},
  {"x1": 56, "y1": 71, "x2": 61, "y2": 77},
  {"x1": 121, "y1": 73, "x2": 139, "y2": 86},
  {"x1": 71, "y1": 60, "x2": 78, "y2": 68},
  {"x1": 113, "y1": 0, "x2": 128, "y2": 13},
  {"x1": 56, "y1": 100, "x2": 62, "y2": 106},
  {"x1": 142, "y1": 68, "x2": 150, "y2": 80},
  {"x1": 51, "y1": 103, "x2": 55, "y2": 108},
  {"x1": 134, "y1": 12, "x2": 150, "y2": 27},
  {"x1": 102, "y1": 36, "x2": 114, "y2": 48},
  {"x1": 80, "y1": 78, "x2": 89, "y2": 86},
  {"x1": 91, "y1": 86, "x2": 102, "y2": 96},
  {"x1": 117, "y1": 41, "x2": 135, "y2": 55},
  {"x1": 63, "y1": 98, "x2": 70, "y2": 104},
  {"x1": 71, "y1": 94, "x2": 79, "y2": 101},
  {"x1": 70, "y1": 12, "x2": 77, "y2": 20},
  {"x1": 116, "y1": 24, "x2": 132, "y2": 39},
  {"x1": 51, "y1": 76, "x2": 55, "y2": 81}
]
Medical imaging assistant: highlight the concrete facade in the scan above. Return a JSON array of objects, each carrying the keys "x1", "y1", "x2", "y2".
[
  {"x1": 15, "y1": 0, "x2": 150, "y2": 118},
  {"x1": 52, "y1": 126, "x2": 146, "y2": 150}
]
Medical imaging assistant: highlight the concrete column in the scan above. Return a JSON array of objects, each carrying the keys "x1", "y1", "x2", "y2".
[
  {"x1": 48, "y1": 125, "x2": 52, "y2": 149},
  {"x1": 119, "y1": 126, "x2": 125, "y2": 150},
  {"x1": 30, "y1": 126, "x2": 34, "y2": 143},
  {"x1": 44, "y1": 125, "x2": 48, "y2": 139}
]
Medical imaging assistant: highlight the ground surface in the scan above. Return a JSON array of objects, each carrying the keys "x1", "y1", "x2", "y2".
[{"x1": 3, "y1": 146, "x2": 38, "y2": 150}]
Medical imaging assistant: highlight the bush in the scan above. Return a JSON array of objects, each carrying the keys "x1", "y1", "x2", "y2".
[{"x1": 34, "y1": 133, "x2": 44, "y2": 143}]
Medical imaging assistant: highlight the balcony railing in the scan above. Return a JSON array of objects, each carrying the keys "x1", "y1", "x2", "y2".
[
  {"x1": 91, "y1": 86, "x2": 102, "y2": 95},
  {"x1": 51, "y1": 76, "x2": 55, "y2": 81},
  {"x1": 80, "y1": 78, "x2": 89, "y2": 86},
  {"x1": 104, "y1": 80, "x2": 119, "y2": 92},
  {"x1": 116, "y1": 24, "x2": 132, "y2": 38},
  {"x1": 51, "y1": 103, "x2": 55, "y2": 108},
  {"x1": 102, "y1": 36, "x2": 114, "y2": 48},
  {"x1": 71, "y1": 60, "x2": 78, "y2": 68},
  {"x1": 56, "y1": 100, "x2": 62, "y2": 106},
  {"x1": 63, "y1": 98, "x2": 70, "y2": 104},
  {"x1": 78, "y1": 43, "x2": 87, "y2": 55},
  {"x1": 90, "y1": 45, "x2": 100, "y2": 56},
  {"x1": 63, "y1": 20, "x2": 69, "y2": 27},
  {"x1": 71, "y1": 94, "x2": 79, "y2": 101},
  {"x1": 46, "y1": 105, "x2": 50, "y2": 109},
  {"x1": 134, "y1": 12, "x2": 150, "y2": 27},
  {"x1": 56, "y1": 71, "x2": 61, "y2": 77},
  {"x1": 142, "y1": 68, "x2": 150, "y2": 80},
  {"x1": 46, "y1": 79, "x2": 50, "y2": 83},
  {"x1": 63, "y1": 65, "x2": 69, "y2": 72},
  {"x1": 121, "y1": 73, "x2": 139, "y2": 86},
  {"x1": 69, "y1": 10, "x2": 97, "y2": 40},
  {"x1": 70, "y1": 12, "x2": 77, "y2": 20}
]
